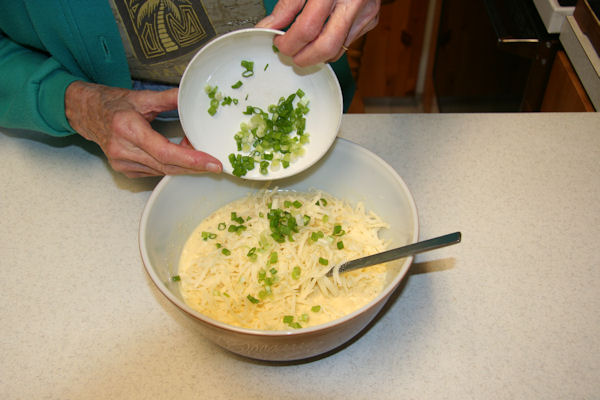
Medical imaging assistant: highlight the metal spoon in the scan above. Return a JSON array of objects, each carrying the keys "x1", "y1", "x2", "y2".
[{"x1": 326, "y1": 231, "x2": 461, "y2": 276}]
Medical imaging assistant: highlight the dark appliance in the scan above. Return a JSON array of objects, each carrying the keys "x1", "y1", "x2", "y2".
[{"x1": 433, "y1": 0, "x2": 560, "y2": 112}]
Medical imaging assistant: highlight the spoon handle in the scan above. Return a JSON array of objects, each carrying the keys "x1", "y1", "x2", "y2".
[{"x1": 327, "y1": 232, "x2": 461, "y2": 276}]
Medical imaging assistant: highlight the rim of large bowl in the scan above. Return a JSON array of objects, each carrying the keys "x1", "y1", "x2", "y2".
[{"x1": 139, "y1": 138, "x2": 419, "y2": 337}]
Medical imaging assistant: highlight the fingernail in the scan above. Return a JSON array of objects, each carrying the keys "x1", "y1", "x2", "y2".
[
  {"x1": 206, "y1": 162, "x2": 221, "y2": 173},
  {"x1": 256, "y1": 15, "x2": 273, "y2": 28}
]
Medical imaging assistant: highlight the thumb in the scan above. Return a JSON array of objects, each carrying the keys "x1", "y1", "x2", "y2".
[{"x1": 256, "y1": 0, "x2": 305, "y2": 29}]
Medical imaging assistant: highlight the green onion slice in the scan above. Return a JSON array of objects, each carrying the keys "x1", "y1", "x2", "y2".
[
  {"x1": 291, "y1": 266, "x2": 301, "y2": 280},
  {"x1": 269, "y1": 251, "x2": 278, "y2": 264},
  {"x1": 241, "y1": 60, "x2": 254, "y2": 77}
]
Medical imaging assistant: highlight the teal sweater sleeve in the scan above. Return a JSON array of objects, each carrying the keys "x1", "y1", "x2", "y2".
[
  {"x1": 0, "y1": 1, "x2": 131, "y2": 137},
  {"x1": 0, "y1": 33, "x2": 82, "y2": 136}
]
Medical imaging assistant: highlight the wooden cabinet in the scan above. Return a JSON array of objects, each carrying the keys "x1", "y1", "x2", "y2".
[
  {"x1": 541, "y1": 50, "x2": 595, "y2": 111},
  {"x1": 347, "y1": 0, "x2": 430, "y2": 112}
]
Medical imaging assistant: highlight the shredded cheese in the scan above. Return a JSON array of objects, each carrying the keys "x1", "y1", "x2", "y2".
[{"x1": 178, "y1": 190, "x2": 390, "y2": 330}]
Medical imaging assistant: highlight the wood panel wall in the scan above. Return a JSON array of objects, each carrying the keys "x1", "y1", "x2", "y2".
[{"x1": 354, "y1": 0, "x2": 430, "y2": 98}]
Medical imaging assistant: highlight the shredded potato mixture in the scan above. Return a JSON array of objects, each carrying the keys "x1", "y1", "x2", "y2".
[{"x1": 178, "y1": 190, "x2": 390, "y2": 330}]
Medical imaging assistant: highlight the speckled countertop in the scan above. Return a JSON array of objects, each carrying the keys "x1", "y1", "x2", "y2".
[{"x1": 1, "y1": 113, "x2": 599, "y2": 399}]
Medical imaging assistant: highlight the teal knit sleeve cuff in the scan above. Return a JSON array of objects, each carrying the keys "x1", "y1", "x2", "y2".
[{"x1": 37, "y1": 67, "x2": 84, "y2": 137}]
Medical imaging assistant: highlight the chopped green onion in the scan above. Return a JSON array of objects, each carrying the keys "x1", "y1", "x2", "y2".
[
  {"x1": 217, "y1": 222, "x2": 226, "y2": 231},
  {"x1": 319, "y1": 257, "x2": 328, "y2": 266},
  {"x1": 216, "y1": 243, "x2": 222, "y2": 248},
  {"x1": 332, "y1": 224, "x2": 345, "y2": 236},
  {"x1": 264, "y1": 63, "x2": 269, "y2": 71},
  {"x1": 227, "y1": 224, "x2": 247, "y2": 235},
  {"x1": 322, "y1": 215, "x2": 329, "y2": 223},
  {"x1": 296, "y1": 88, "x2": 305, "y2": 98},
  {"x1": 311, "y1": 305, "x2": 321, "y2": 312},
  {"x1": 247, "y1": 248, "x2": 257, "y2": 262},
  {"x1": 228, "y1": 89, "x2": 310, "y2": 177},
  {"x1": 267, "y1": 208, "x2": 299, "y2": 243},
  {"x1": 201, "y1": 231, "x2": 217, "y2": 240},
  {"x1": 292, "y1": 200, "x2": 302, "y2": 208},
  {"x1": 241, "y1": 60, "x2": 254, "y2": 77},
  {"x1": 316, "y1": 198, "x2": 328, "y2": 206},
  {"x1": 221, "y1": 96, "x2": 234, "y2": 106},
  {"x1": 291, "y1": 266, "x2": 301, "y2": 280},
  {"x1": 269, "y1": 251, "x2": 278, "y2": 264},
  {"x1": 337, "y1": 241, "x2": 344, "y2": 250},
  {"x1": 259, "y1": 160, "x2": 269, "y2": 175},
  {"x1": 272, "y1": 45, "x2": 279, "y2": 53},
  {"x1": 205, "y1": 85, "x2": 222, "y2": 115},
  {"x1": 310, "y1": 231, "x2": 324, "y2": 242},
  {"x1": 299, "y1": 313, "x2": 309, "y2": 322},
  {"x1": 282, "y1": 315, "x2": 302, "y2": 329},
  {"x1": 258, "y1": 269, "x2": 266, "y2": 282},
  {"x1": 302, "y1": 215, "x2": 311, "y2": 226},
  {"x1": 247, "y1": 294, "x2": 260, "y2": 304},
  {"x1": 171, "y1": 275, "x2": 181, "y2": 282},
  {"x1": 231, "y1": 212, "x2": 244, "y2": 224},
  {"x1": 231, "y1": 80, "x2": 243, "y2": 89},
  {"x1": 221, "y1": 248, "x2": 231, "y2": 256},
  {"x1": 228, "y1": 153, "x2": 256, "y2": 177},
  {"x1": 284, "y1": 200, "x2": 292, "y2": 208}
]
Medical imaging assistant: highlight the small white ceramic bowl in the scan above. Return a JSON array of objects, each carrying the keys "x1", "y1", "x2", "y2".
[
  {"x1": 139, "y1": 138, "x2": 418, "y2": 361},
  {"x1": 178, "y1": 28, "x2": 343, "y2": 181}
]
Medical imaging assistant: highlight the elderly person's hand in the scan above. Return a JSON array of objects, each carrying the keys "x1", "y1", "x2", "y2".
[
  {"x1": 65, "y1": 81, "x2": 222, "y2": 178},
  {"x1": 256, "y1": 0, "x2": 380, "y2": 67}
]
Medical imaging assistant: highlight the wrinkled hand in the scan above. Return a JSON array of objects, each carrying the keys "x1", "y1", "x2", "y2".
[
  {"x1": 256, "y1": 0, "x2": 380, "y2": 67},
  {"x1": 64, "y1": 81, "x2": 222, "y2": 178}
]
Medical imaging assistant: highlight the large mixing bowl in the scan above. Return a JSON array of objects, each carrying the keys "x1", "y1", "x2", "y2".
[{"x1": 139, "y1": 138, "x2": 418, "y2": 361}]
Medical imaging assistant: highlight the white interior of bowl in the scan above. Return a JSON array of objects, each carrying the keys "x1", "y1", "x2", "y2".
[
  {"x1": 178, "y1": 28, "x2": 343, "y2": 181},
  {"x1": 140, "y1": 138, "x2": 418, "y2": 336}
]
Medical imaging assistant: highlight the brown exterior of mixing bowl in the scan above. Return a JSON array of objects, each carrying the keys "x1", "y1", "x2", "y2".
[{"x1": 164, "y1": 286, "x2": 394, "y2": 361}]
